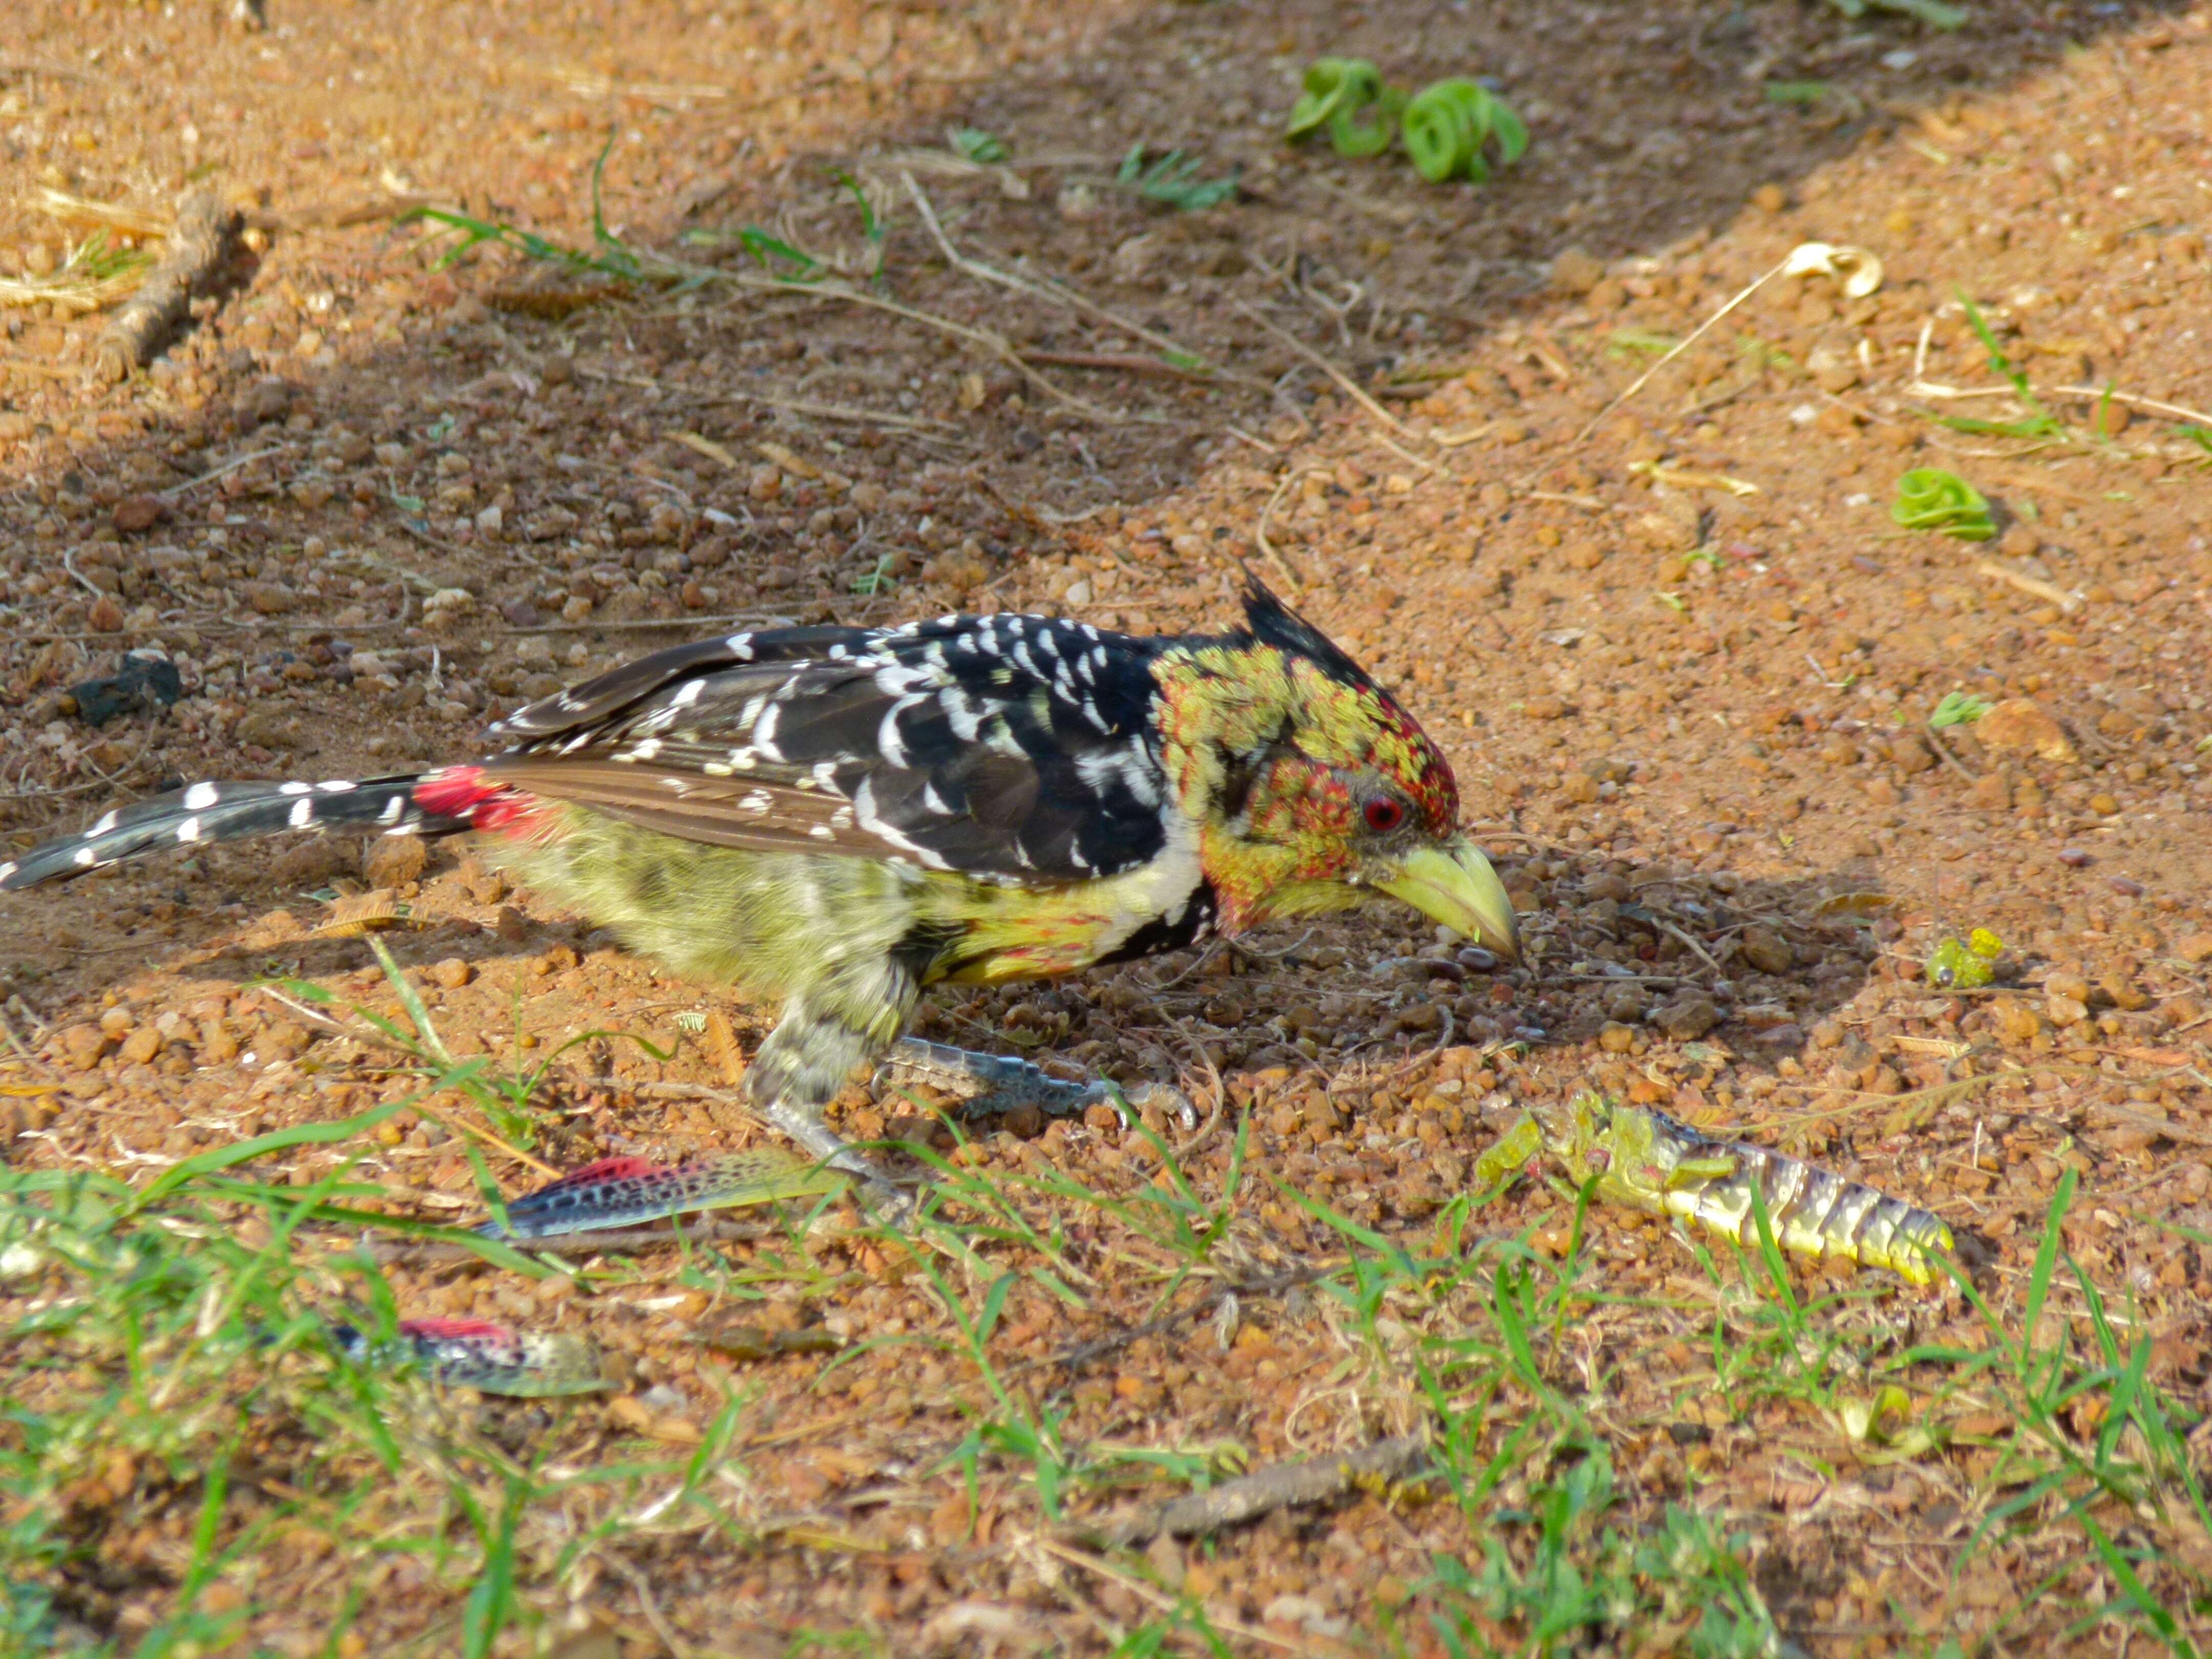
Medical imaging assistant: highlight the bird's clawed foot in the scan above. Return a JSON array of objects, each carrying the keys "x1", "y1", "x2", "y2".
[{"x1": 879, "y1": 1037, "x2": 1197, "y2": 1133}]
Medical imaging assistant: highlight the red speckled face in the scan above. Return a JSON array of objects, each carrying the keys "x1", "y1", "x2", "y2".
[
  {"x1": 1332, "y1": 678, "x2": 1460, "y2": 836},
  {"x1": 1147, "y1": 576, "x2": 1517, "y2": 950},
  {"x1": 1152, "y1": 645, "x2": 1466, "y2": 928},
  {"x1": 1226, "y1": 680, "x2": 1461, "y2": 879}
]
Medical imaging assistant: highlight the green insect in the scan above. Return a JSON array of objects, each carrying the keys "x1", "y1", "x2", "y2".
[
  {"x1": 1476, "y1": 1092, "x2": 1955, "y2": 1286},
  {"x1": 1925, "y1": 927, "x2": 2004, "y2": 990}
]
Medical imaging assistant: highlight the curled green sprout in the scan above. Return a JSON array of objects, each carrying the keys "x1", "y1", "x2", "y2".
[
  {"x1": 1286, "y1": 57, "x2": 1402, "y2": 157},
  {"x1": 1891, "y1": 469, "x2": 1995, "y2": 540},
  {"x1": 1401, "y1": 79, "x2": 1528, "y2": 184}
]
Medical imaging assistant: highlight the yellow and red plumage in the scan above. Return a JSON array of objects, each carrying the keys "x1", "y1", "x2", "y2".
[{"x1": 3, "y1": 576, "x2": 1517, "y2": 1231}]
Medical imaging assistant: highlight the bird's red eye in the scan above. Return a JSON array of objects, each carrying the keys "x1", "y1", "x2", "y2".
[{"x1": 1363, "y1": 798, "x2": 1405, "y2": 833}]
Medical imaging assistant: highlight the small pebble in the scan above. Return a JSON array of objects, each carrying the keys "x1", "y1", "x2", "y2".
[
  {"x1": 1654, "y1": 997, "x2": 1720, "y2": 1041},
  {"x1": 1739, "y1": 926, "x2": 1793, "y2": 976}
]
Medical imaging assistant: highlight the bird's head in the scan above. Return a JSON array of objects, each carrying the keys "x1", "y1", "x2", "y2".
[{"x1": 1152, "y1": 577, "x2": 1520, "y2": 961}]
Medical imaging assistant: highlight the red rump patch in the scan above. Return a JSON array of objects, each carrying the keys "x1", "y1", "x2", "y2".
[
  {"x1": 400, "y1": 1317, "x2": 513, "y2": 1339},
  {"x1": 412, "y1": 767, "x2": 546, "y2": 835}
]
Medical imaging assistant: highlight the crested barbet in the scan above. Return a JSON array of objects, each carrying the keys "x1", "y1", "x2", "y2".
[{"x1": 2, "y1": 578, "x2": 1519, "y2": 1233}]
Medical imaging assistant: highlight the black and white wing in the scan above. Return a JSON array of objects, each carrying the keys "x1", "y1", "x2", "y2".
[{"x1": 481, "y1": 614, "x2": 1176, "y2": 884}]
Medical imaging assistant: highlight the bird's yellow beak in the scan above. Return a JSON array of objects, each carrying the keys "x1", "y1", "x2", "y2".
[{"x1": 1375, "y1": 838, "x2": 1521, "y2": 963}]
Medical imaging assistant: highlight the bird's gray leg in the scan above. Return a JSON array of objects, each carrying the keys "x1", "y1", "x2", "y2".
[
  {"x1": 748, "y1": 997, "x2": 915, "y2": 1223},
  {"x1": 880, "y1": 1037, "x2": 1196, "y2": 1131},
  {"x1": 483, "y1": 997, "x2": 918, "y2": 1241}
]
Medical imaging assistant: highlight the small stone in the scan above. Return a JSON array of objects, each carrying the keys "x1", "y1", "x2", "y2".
[
  {"x1": 1603, "y1": 988, "x2": 1647, "y2": 1024},
  {"x1": 2046, "y1": 992, "x2": 2089, "y2": 1027},
  {"x1": 363, "y1": 835, "x2": 428, "y2": 887},
  {"x1": 1634, "y1": 511, "x2": 1699, "y2": 553},
  {"x1": 1890, "y1": 734, "x2": 1936, "y2": 775},
  {"x1": 244, "y1": 581, "x2": 294, "y2": 615},
  {"x1": 1550, "y1": 246, "x2": 1604, "y2": 295},
  {"x1": 1988, "y1": 997, "x2": 2039, "y2": 1045},
  {"x1": 68, "y1": 656, "x2": 183, "y2": 725},
  {"x1": 87, "y1": 595, "x2": 127, "y2": 633},
  {"x1": 113, "y1": 495, "x2": 164, "y2": 533},
  {"x1": 1968, "y1": 772, "x2": 2012, "y2": 811},
  {"x1": 2089, "y1": 793, "x2": 2120, "y2": 817},
  {"x1": 1146, "y1": 1535, "x2": 1187, "y2": 1593},
  {"x1": 2176, "y1": 934, "x2": 2212, "y2": 965},
  {"x1": 1751, "y1": 183, "x2": 1789, "y2": 214},
  {"x1": 1655, "y1": 997, "x2": 1720, "y2": 1041},
  {"x1": 1599, "y1": 1021, "x2": 1637, "y2": 1054},
  {"x1": 57, "y1": 1024, "x2": 111, "y2": 1070},
  {"x1": 1806, "y1": 342, "x2": 1860, "y2": 394},
  {"x1": 1975, "y1": 698, "x2": 2075, "y2": 761},
  {"x1": 1739, "y1": 926, "x2": 1794, "y2": 976},
  {"x1": 1561, "y1": 772, "x2": 1601, "y2": 804},
  {"x1": 2100, "y1": 975, "x2": 2150, "y2": 1012},
  {"x1": 200, "y1": 1019, "x2": 240, "y2": 1062},
  {"x1": 233, "y1": 709, "x2": 300, "y2": 749},
  {"x1": 118, "y1": 1027, "x2": 163, "y2": 1065},
  {"x1": 2046, "y1": 972, "x2": 2091, "y2": 1005},
  {"x1": 429, "y1": 958, "x2": 473, "y2": 990}
]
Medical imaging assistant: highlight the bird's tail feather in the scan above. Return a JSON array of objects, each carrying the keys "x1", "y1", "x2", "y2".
[{"x1": 0, "y1": 772, "x2": 456, "y2": 890}]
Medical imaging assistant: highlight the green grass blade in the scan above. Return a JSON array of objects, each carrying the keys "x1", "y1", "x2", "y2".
[{"x1": 131, "y1": 1095, "x2": 415, "y2": 1212}]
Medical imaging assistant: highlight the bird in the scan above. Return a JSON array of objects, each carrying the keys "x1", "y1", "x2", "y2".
[{"x1": 2, "y1": 576, "x2": 1519, "y2": 1234}]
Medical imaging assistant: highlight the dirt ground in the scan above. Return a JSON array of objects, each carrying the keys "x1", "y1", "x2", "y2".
[{"x1": 4, "y1": 0, "x2": 2212, "y2": 1653}]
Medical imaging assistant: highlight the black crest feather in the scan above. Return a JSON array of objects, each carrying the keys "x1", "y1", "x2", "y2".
[{"x1": 1236, "y1": 570, "x2": 1376, "y2": 689}]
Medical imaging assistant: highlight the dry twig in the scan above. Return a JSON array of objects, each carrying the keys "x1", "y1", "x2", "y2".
[
  {"x1": 900, "y1": 173, "x2": 1239, "y2": 379},
  {"x1": 1233, "y1": 301, "x2": 1438, "y2": 467},
  {"x1": 1921, "y1": 721, "x2": 1980, "y2": 783},
  {"x1": 93, "y1": 190, "x2": 237, "y2": 383},
  {"x1": 1576, "y1": 252, "x2": 1796, "y2": 441},
  {"x1": 1975, "y1": 558, "x2": 2082, "y2": 614},
  {"x1": 1102, "y1": 1436, "x2": 1434, "y2": 1542},
  {"x1": 1250, "y1": 469, "x2": 1313, "y2": 595}
]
